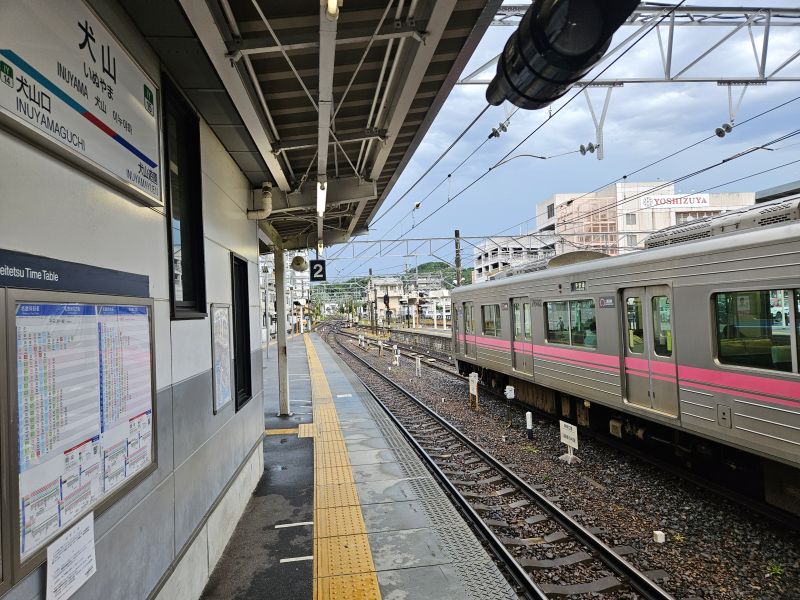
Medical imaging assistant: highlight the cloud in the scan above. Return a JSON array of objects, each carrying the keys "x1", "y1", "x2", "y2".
[{"x1": 334, "y1": 2, "x2": 800, "y2": 275}]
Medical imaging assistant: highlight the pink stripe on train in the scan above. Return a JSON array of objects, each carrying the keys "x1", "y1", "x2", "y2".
[
  {"x1": 625, "y1": 356, "x2": 676, "y2": 376},
  {"x1": 679, "y1": 365, "x2": 800, "y2": 402},
  {"x1": 680, "y1": 380, "x2": 800, "y2": 409}
]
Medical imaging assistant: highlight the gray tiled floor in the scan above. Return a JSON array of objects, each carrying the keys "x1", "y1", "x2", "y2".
[{"x1": 310, "y1": 334, "x2": 518, "y2": 599}]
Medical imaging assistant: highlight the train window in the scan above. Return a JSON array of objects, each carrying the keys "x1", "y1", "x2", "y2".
[
  {"x1": 796, "y1": 293, "x2": 800, "y2": 361},
  {"x1": 626, "y1": 297, "x2": 644, "y2": 353},
  {"x1": 513, "y1": 302, "x2": 523, "y2": 339},
  {"x1": 715, "y1": 290, "x2": 792, "y2": 372},
  {"x1": 651, "y1": 296, "x2": 672, "y2": 357},
  {"x1": 570, "y1": 299, "x2": 596, "y2": 348},
  {"x1": 545, "y1": 301, "x2": 570, "y2": 344},
  {"x1": 523, "y1": 303, "x2": 532, "y2": 339},
  {"x1": 482, "y1": 304, "x2": 501, "y2": 337}
]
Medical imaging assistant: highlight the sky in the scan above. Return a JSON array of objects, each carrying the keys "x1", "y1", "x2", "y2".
[{"x1": 327, "y1": 1, "x2": 800, "y2": 280}]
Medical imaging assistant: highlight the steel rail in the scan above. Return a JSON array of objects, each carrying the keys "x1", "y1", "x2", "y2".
[
  {"x1": 334, "y1": 322, "x2": 800, "y2": 531},
  {"x1": 328, "y1": 325, "x2": 676, "y2": 600},
  {"x1": 323, "y1": 328, "x2": 546, "y2": 600}
]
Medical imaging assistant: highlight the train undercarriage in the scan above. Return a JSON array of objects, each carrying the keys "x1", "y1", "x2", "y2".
[{"x1": 457, "y1": 360, "x2": 800, "y2": 520}]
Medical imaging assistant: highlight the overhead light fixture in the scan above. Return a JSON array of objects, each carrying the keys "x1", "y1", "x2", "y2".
[
  {"x1": 317, "y1": 181, "x2": 327, "y2": 217},
  {"x1": 324, "y1": 0, "x2": 341, "y2": 20}
]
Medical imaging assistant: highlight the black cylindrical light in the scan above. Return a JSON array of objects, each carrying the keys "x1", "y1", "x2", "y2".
[{"x1": 487, "y1": 0, "x2": 640, "y2": 110}]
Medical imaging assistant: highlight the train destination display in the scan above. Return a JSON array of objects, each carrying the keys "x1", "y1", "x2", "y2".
[{"x1": 16, "y1": 302, "x2": 153, "y2": 560}]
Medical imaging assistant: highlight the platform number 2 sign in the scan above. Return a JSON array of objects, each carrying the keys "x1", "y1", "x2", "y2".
[{"x1": 309, "y1": 260, "x2": 327, "y2": 282}]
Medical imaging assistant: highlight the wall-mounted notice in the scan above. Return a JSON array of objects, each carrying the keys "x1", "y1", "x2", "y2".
[
  {"x1": 46, "y1": 512, "x2": 96, "y2": 600},
  {"x1": 16, "y1": 302, "x2": 153, "y2": 560},
  {"x1": 0, "y1": 0, "x2": 161, "y2": 205},
  {"x1": 211, "y1": 304, "x2": 233, "y2": 414}
]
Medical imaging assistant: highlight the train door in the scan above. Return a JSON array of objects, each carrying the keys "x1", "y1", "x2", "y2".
[
  {"x1": 463, "y1": 302, "x2": 476, "y2": 359},
  {"x1": 623, "y1": 286, "x2": 678, "y2": 416},
  {"x1": 452, "y1": 302, "x2": 460, "y2": 354},
  {"x1": 511, "y1": 297, "x2": 533, "y2": 375}
]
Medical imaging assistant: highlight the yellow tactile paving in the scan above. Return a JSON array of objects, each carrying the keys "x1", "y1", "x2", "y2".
[
  {"x1": 314, "y1": 533, "x2": 375, "y2": 577},
  {"x1": 315, "y1": 451, "x2": 350, "y2": 470},
  {"x1": 315, "y1": 439, "x2": 348, "y2": 455},
  {"x1": 314, "y1": 573, "x2": 382, "y2": 600},
  {"x1": 298, "y1": 423, "x2": 315, "y2": 438},
  {"x1": 316, "y1": 465, "x2": 355, "y2": 487},
  {"x1": 315, "y1": 482, "x2": 361, "y2": 510},
  {"x1": 304, "y1": 334, "x2": 382, "y2": 600},
  {"x1": 315, "y1": 506, "x2": 368, "y2": 538},
  {"x1": 316, "y1": 430, "x2": 345, "y2": 443},
  {"x1": 264, "y1": 428, "x2": 299, "y2": 436}
]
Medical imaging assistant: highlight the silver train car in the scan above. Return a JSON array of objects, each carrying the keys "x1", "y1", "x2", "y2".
[{"x1": 451, "y1": 204, "x2": 800, "y2": 513}]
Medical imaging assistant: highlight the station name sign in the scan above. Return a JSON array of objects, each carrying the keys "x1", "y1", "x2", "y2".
[
  {"x1": 0, "y1": 0, "x2": 162, "y2": 206},
  {"x1": 640, "y1": 194, "x2": 709, "y2": 209}
]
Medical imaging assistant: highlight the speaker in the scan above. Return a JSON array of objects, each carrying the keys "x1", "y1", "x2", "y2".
[{"x1": 290, "y1": 255, "x2": 308, "y2": 272}]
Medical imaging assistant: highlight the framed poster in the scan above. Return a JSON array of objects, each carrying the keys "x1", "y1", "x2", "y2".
[
  {"x1": 211, "y1": 304, "x2": 233, "y2": 414},
  {"x1": 4, "y1": 289, "x2": 156, "y2": 579}
]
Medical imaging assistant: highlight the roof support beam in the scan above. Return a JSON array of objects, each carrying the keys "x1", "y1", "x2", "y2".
[
  {"x1": 317, "y1": 4, "x2": 338, "y2": 242},
  {"x1": 229, "y1": 24, "x2": 424, "y2": 57},
  {"x1": 367, "y1": 0, "x2": 457, "y2": 183},
  {"x1": 268, "y1": 177, "x2": 376, "y2": 213},
  {"x1": 178, "y1": 0, "x2": 290, "y2": 191},
  {"x1": 277, "y1": 130, "x2": 387, "y2": 153}
]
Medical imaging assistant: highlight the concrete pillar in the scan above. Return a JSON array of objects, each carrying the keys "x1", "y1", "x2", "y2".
[
  {"x1": 300, "y1": 304, "x2": 305, "y2": 334},
  {"x1": 275, "y1": 250, "x2": 290, "y2": 415}
]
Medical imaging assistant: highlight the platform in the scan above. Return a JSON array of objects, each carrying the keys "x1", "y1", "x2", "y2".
[{"x1": 202, "y1": 333, "x2": 516, "y2": 600}]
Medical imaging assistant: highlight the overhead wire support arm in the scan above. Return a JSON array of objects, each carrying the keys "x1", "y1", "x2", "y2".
[{"x1": 460, "y1": 4, "x2": 800, "y2": 86}]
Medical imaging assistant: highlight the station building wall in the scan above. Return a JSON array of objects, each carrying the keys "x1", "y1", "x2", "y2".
[{"x1": 0, "y1": 1, "x2": 264, "y2": 597}]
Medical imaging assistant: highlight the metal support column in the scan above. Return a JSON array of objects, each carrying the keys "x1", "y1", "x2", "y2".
[
  {"x1": 454, "y1": 229, "x2": 462, "y2": 286},
  {"x1": 275, "y1": 249, "x2": 291, "y2": 415},
  {"x1": 584, "y1": 87, "x2": 613, "y2": 160}
]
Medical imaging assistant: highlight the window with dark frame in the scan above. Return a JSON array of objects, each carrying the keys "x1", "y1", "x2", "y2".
[
  {"x1": 715, "y1": 289, "x2": 793, "y2": 373},
  {"x1": 231, "y1": 254, "x2": 252, "y2": 409},
  {"x1": 481, "y1": 304, "x2": 501, "y2": 337},
  {"x1": 545, "y1": 299, "x2": 597, "y2": 348},
  {"x1": 163, "y1": 78, "x2": 206, "y2": 318}
]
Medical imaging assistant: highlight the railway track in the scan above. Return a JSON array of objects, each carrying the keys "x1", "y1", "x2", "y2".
[
  {"x1": 338, "y1": 322, "x2": 800, "y2": 532},
  {"x1": 338, "y1": 328, "x2": 459, "y2": 377},
  {"x1": 325, "y1": 324, "x2": 674, "y2": 600}
]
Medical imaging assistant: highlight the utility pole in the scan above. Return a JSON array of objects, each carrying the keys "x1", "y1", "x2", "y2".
[
  {"x1": 369, "y1": 268, "x2": 376, "y2": 335},
  {"x1": 454, "y1": 229, "x2": 462, "y2": 286},
  {"x1": 275, "y1": 250, "x2": 290, "y2": 416}
]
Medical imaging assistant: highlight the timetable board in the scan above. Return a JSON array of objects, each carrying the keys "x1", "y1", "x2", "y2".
[{"x1": 15, "y1": 301, "x2": 153, "y2": 560}]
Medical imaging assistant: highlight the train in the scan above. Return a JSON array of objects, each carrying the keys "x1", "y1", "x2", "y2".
[{"x1": 450, "y1": 199, "x2": 800, "y2": 514}]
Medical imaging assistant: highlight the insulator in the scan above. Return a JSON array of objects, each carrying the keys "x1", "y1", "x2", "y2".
[
  {"x1": 715, "y1": 127, "x2": 726, "y2": 138},
  {"x1": 486, "y1": 0, "x2": 640, "y2": 110}
]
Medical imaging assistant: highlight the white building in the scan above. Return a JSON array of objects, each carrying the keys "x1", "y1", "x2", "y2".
[
  {"x1": 472, "y1": 234, "x2": 558, "y2": 283},
  {"x1": 536, "y1": 182, "x2": 755, "y2": 255}
]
